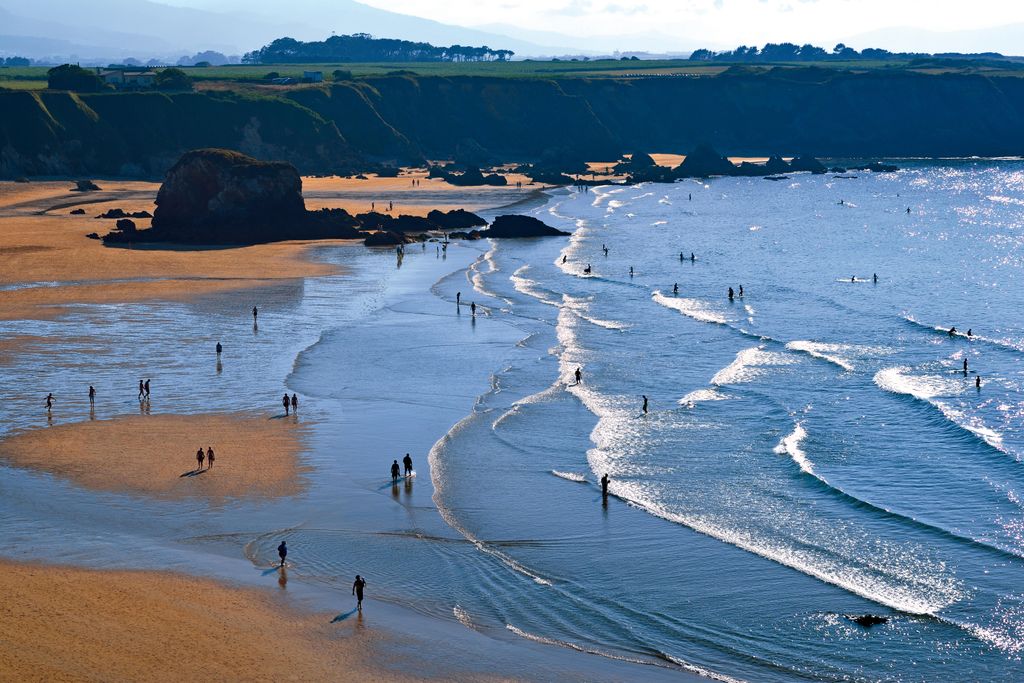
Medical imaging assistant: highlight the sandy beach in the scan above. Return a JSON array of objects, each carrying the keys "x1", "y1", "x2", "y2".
[
  {"x1": 0, "y1": 412, "x2": 309, "y2": 500},
  {"x1": 0, "y1": 561, "x2": 430, "y2": 683}
]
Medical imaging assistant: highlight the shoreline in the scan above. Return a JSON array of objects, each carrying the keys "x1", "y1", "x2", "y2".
[{"x1": 0, "y1": 177, "x2": 704, "y2": 681}]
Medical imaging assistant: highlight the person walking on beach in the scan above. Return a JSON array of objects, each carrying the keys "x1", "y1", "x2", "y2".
[
  {"x1": 45, "y1": 393, "x2": 54, "y2": 411},
  {"x1": 196, "y1": 447, "x2": 205, "y2": 470},
  {"x1": 282, "y1": 393, "x2": 290, "y2": 416},
  {"x1": 642, "y1": 395, "x2": 648, "y2": 414},
  {"x1": 88, "y1": 385, "x2": 95, "y2": 404},
  {"x1": 216, "y1": 342, "x2": 222, "y2": 355},
  {"x1": 470, "y1": 302, "x2": 476, "y2": 317},
  {"x1": 403, "y1": 453, "x2": 413, "y2": 476},
  {"x1": 291, "y1": 394, "x2": 298, "y2": 413},
  {"x1": 144, "y1": 379, "x2": 150, "y2": 400},
  {"x1": 391, "y1": 460, "x2": 401, "y2": 482},
  {"x1": 278, "y1": 541, "x2": 287, "y2": 567},
  {"x1": 574, "y1": 367, "x2": 582, "y2": 385},
  {"x1": 252, "y1": 306, "x2": 258, "y2": 321},
  {"x1": 138, "y1": 379, "x2": 145, "y2": 400},
  {"x1": 206, "y1": 446, "x2": 215, "y2": 469},
  {"x1": 352, "y1": 575, "x2": 366, "y2": 611},
  {"x1": 601, "y1": 473, "x2": 609, "y2": 498}
]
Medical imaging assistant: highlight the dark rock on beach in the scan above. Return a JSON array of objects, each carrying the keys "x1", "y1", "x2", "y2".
[
  {"x1": 362, "y1": 230, "x2": 410, "y2": 246},
  {"x1": 70, "y1": 208, "x2": 86, "y2": 215},
  {"x1": 484, "y1": 215, "x2": 569, "y2": 238},
  {"x1": 674, "y1": 144, "x2": 738, "y2": 177},
  {"x1": 427, "y1": 209, "x2": 486, "y2": 230},
  {"x1": 72, "y1": 180, "x2": 101, "y2": 192},
  {"x1": 101, "y1": 149, "x2": 361, "y2": 245}
]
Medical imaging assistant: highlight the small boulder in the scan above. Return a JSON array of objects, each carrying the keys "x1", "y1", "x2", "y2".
[
  {"x1": 114, "y1": 219, "x2": 137, "y2": 232},
  {"x1": 72, "y1": 180, "x2": 101, "y2": 192},
  {"x1": 85, "y1": 232, "x2": 100, "y2": 239},
  {"x1": 70, "y1": 208, "x2": 86, "y2": 215},
  {"x1": 849, "y1": 615, "x2": 888, "y2": 628}
]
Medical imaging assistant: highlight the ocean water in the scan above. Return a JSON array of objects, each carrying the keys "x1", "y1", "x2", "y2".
[
  {"x1": 417, "y1": 163, "x2": 1024, "y2": 681},
  {"x1": 2, "y1": 163, "x2": 1024, "y2": 681}
]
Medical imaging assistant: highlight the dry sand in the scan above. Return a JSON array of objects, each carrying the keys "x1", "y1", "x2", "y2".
[
  {"x1": 0, "y1": 561, "x2": 432, "y2": 683},
  {"x1": 0, "y1": 412, "x2": 310, "y2": 500}
]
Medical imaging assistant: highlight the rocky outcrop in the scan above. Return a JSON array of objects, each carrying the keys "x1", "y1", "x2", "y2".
[
  {"x1": 363, "y1": 231, "x2": 410, "y2": 246},
  {"x1": 789, "y1": 154, "x2": 827, "y2": 173},
  {"x1": 764, "y1": 155, "x2": 790, "y2": 174},
  {"x1": 96, "y1": 208, "x2": 152, "y2": 219},
  {"x1": 72, "y1": 180, "x2": 100, "y2": 192},
  {"x1": 484, "y1": 215, "x2": 569, "y2": 238},
  {"x1": 427, "y1": 209, "x2": 486, "y2": 229},
  {"x1": 674, "y1": 144, "x2": 738, "y2": 177},
  {"x1": 102, "y1": 149, "x2": 360, "y2": 245}
]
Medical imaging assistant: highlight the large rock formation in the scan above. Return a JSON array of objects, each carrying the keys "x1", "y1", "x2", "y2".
[
  {"x1": 674, "y1": 144, "x2": 738, "y2": 177},
  {"x1": 427, "y1": 209, "x2": 486, "y2": 229},
  {"x1": 484, "y1": 215, "x2": 569, "y2": 238},
  {"x1": 103, "y1": 149, "x2": 360, "y2": 245}
]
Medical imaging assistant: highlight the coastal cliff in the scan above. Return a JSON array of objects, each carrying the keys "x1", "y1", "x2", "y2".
[{"x1": 4, "y1": 68, "x2": 1024, "y2": 178}]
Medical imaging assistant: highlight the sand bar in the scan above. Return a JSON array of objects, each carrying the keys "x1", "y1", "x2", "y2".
[{"x1": 0, "y1": 412, "x2": 310, "y2": 500}]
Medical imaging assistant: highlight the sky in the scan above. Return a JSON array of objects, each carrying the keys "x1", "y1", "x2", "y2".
[{"x1": 353, "y1": 0, "x2": 1024, "y2": 47}]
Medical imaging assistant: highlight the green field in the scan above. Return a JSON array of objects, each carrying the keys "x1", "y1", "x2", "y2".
[{"x1": 4, "y1": 56, "x2": 1023, "y2": 92}]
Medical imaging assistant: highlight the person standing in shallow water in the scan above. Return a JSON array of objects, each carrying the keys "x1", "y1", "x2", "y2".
[
  {"x1": 88, "y1": 385, "x2": 95, "y2": 404},
  {"x1": 574, "y1": 367, "x2": 582, "y2": 385},
  {"x1": 45, "y1": 393, "x2": 54, "y2": 411},
  {"x1": 282, "y1": 393, "x2": 290, "y2": 416},
  {"x1": 216, "y1": 342, "x2": 222, "y2": 355},
  {"x1": 403, "y1": 453, "x2": 413, "y2": 476},
  {"x1": 601, "y1": 473, "x2": 609, "y2": 498},
  {"x1": 391, "y1": 460, "x2": 401, "y2": 482},
  {"x1": 642, "y1": 395, "x2": 648, "y2": 414},
  {"x1": 728, "y1": 287, "x2": 734, "y2": 301},
  {"x1": 144, "y1": 379, "x2": 150, "y2": 399},
  {"x1": 252, "y1": 306, "x2": 258, "y2": 321},
  {"x1": 138, "y1": 379, "x2": 145, "y2": 400},
  {"x1": 352, "y1": 575, "x2": 366, "y2": 610},
  {"x1": 456, "y1": 291, "x2": 461, "y2": 307},
  {"x1": 976, "y1": 375, "x2": 982, "y2": 389},
  {"x1": 291, "y1": 394, "x2": 298, "y2": 413},
  {"x1": 470, "y1": 302, "x2": 476, "y2": 317},
  {"x1": 278, "y1": 541, "x2": 287, "y2": 567}
]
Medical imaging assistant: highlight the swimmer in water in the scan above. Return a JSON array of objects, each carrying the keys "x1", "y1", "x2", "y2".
[
  {"x1": 949, "y1": 326, "x2": 957, "y2": 337},
  {"x1": 562, "y1": 255, "x2": 567, "y2": 264},
  {"x1": 967, "y1": 328, "x2": 973, "y2": 337},
  {"x1": 642, "y1": 395, "x2": 648, "y2": 414},
  {"x1": 583, "y1": 264, "x2": 592, "y2": 274}
]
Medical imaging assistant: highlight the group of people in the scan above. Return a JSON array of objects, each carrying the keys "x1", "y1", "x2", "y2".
[
  {"x1": 948, "y1": 327, "x2": 983, "y2": 388},
  {"x1": 137, "y1": 379, "x2": 152, "y2": 401},
  {"x1": 727, "y1": 285, "x2": 744, "y2": 300},
  {"x1": 194, "y1": 446, "x2": 216, "y2": 470},
  {"x1": 282, "y1": 393, "x2": 299, "y2": 415},
  {"x1": 275, "y1": 541, "x2": 369, "y2": 611},
  {"x1": 454, "y1": 291, "x2": 477, "y2": 316},
  {"x1": 390, "y1": 453, "x2": 415, "y2": 482}
]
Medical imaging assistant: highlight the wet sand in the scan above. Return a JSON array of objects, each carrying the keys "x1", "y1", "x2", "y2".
[
  {"x1": 0, "y1": 412, "x2": 309, "y2": 500},
  {"x1": 0, "y1": 561, "x2": 432, "y2": 683}
]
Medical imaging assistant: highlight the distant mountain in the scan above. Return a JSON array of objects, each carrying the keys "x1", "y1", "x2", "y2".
[
  {"x1": 472, "y1": 23, "x2": 714, "y2": 55},
  {"x1": 0, "y1": 0, "x2": 558, "y2": 62},
  {"x1": 845, "y1": 23, "x2": 1024, "y2": 56}
]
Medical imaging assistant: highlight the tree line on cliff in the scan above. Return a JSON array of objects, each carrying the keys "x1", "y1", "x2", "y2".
[
  {"x1": 242, "y1": 34, "x2": 514, "y2": 65},
  {"x1": 689, "y1": 42, "x2": 1019, "y2": 64}
]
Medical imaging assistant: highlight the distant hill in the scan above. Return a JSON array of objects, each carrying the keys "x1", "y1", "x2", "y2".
[{"x1": 0, "y1": 0, "x2": 559, "y2": 62}]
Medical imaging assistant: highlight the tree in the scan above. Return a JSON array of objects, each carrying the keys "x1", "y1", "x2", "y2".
[
  {"x1": 154, "y1": 68, "x2": 193, "y2": 91},
  {"x1": 47, "y1": 64, "x2": 107, "y2": 92}
]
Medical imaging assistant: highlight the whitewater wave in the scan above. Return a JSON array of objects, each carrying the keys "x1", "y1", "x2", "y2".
[
  {"x1": 511, "y1": 265, "x2": 560, "y2": 307},
  {"x1": 679, "y1": 388, "x2": 730, "y2": 406},
  {"x1": 711, "y1": 346, "x2": 798, "y2": 386},
  {"x1": 773, "y1": 423, "x2": 814, "y2": 475},
  {"x1": 551, "y1": 470, "x2": 588, "y2": 483},
  {"x1": 786, "y1": 341, "x2": 856, "y2": 372},
  {"x1": 902, "y1": 314, "x2": 1024, "y2": 353},
  {"x1": 874, "y1": 366, "x2": 1008, "y2": 454},
  {"x1": 652, "y1": 290, "x2": 732, "y2": 325}
]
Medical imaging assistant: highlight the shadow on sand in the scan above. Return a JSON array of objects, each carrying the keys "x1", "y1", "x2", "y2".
[
  {"x1": 331, "y1": 608, "x2": 359, "y2": 623},
  {"x1": 179, "y1": 468, "x2": 207, "y2": 478}
]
